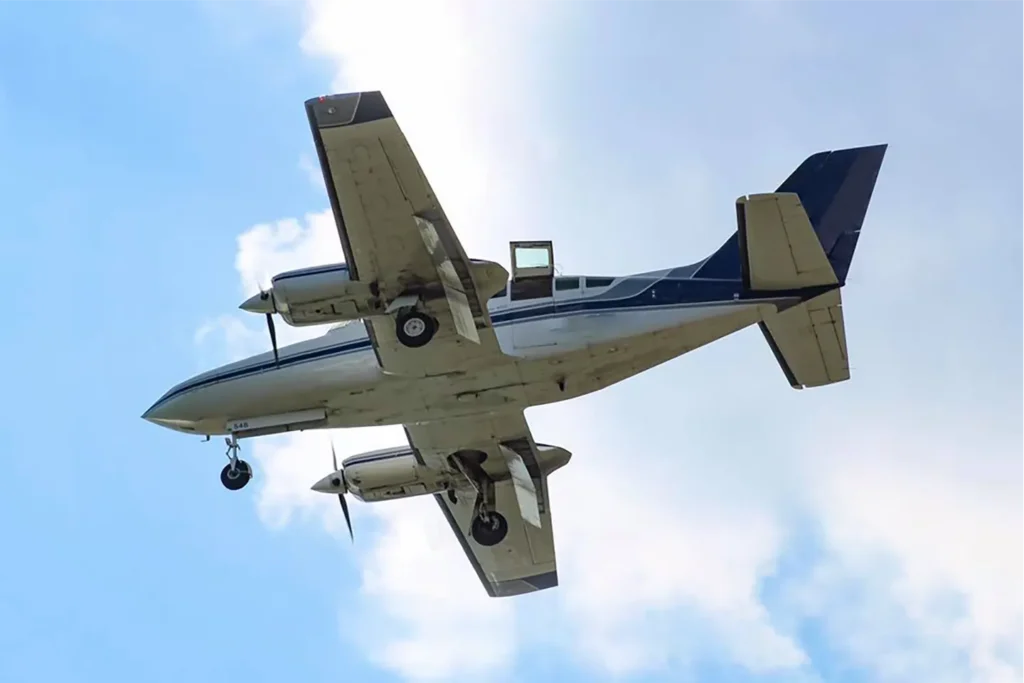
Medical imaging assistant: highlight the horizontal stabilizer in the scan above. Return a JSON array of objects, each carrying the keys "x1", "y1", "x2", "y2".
[
  {"x1": 761, "y1": 289, "x2": 849, "y2": 389},
  {"x1": 738, "y1": 192, "x2": 838, "y2": 290}
]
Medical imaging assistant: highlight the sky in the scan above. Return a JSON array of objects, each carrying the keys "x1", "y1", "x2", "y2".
[{"x1": 0, "y1": 1, "x2": 1021, "y2": 682}]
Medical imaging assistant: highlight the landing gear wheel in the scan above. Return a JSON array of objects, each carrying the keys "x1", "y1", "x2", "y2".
[
  {"x1": 395, "y1": 310, "x2": 436, "y2": 348},
  {"x1": 471, "y1": 511, "x2": 508, "y2": 547},
  {"x1": 220, "y1": 460, "x2": 253, "y2": 491}
]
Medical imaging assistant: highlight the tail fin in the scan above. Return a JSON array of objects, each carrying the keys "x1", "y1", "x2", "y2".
[
  {"x1": 697, "y1": 145, "x2": 887, "y2": 390},
  {"x1": 695, "y1": 144, "x2": 887, "y2": 285}
]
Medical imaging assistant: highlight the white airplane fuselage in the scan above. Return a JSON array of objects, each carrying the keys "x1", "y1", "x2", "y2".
[{"x1": 144, "y1": 272, "x2": 783, "y2": 438}]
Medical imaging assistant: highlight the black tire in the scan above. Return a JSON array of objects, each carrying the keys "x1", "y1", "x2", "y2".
[
  {"x1": 395, "y1": 311, "x2": 436, "y2": 348},
  {"x1": 220, "y1": 460, "x2": 253, "y2": 491},
  {"x1": 471, "y1": 511, "x2": 508, "y2": 546}
]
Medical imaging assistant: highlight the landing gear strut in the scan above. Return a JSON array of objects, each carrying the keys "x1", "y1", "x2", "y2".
[{"x1": 221, "y1": 434, "x2": 253, "y2": 491}]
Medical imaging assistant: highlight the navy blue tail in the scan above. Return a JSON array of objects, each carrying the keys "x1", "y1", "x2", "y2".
[{"x1": 695, "y1": 144, "x2": 887, "y2": 286}]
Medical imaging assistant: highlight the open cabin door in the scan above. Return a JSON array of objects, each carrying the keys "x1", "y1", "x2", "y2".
[
  {"x1": 509, "y1": 241, "x2": 554, "y2": 302},
  {"x1": 509, "y1": 241, "x2": 557, "y2": 349}
]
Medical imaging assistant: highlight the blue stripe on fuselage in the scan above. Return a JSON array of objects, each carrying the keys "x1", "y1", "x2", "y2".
[{"x1": 149, "y1": 275, "x2": 825, "y2": 411}]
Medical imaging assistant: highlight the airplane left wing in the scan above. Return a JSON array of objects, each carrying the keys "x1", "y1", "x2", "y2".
[
  {"x1": 404, "y1": 411, "x2": 570, "y2": 597},
  {"x1": 304, "y1": 91, "x2": 508, "y2": 377}
]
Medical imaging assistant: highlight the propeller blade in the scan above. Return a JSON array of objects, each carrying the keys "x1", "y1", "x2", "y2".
[
  {"x1": 265, "y1": 312, "x2": 280, "y2": 365},
  {"x1": 328, "y1": 442, "x2": 352, "y2": 541},
  {"x1": 337, "y1": 492, "x2": 353, "y2": 541}
]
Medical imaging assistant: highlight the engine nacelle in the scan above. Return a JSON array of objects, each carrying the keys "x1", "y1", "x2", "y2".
[
  {"x1": 341, "y1": 446, "x2": 454, "y2": 503},
  {"x1": 241, "y1": 259, "x2": 511, "y2": 328},
  {"x1": 240, "y1": 263, "x2": 382, "y2": 327}
]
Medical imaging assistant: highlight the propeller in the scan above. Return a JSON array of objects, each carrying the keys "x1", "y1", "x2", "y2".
[
  {"x1": 264, "y1": 309, "x2": 279, "y2": 366},
  {"x1": 310, "y1": 442, "x2": 354, "y2": 541},
  {"x1": 331, "y1": 443, "x2": 354, "y2": 541},
  {"x1": 258, "y1": 287, "x2": 280, "y2": 366}
]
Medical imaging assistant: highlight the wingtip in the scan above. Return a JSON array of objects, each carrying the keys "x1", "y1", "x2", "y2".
[{"x1": 304, "y1": 91, "x2": 392, "y2": 128}]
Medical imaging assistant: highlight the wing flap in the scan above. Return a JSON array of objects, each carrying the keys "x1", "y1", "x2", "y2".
[
  {"x1": 499, "y1": 444, "x2": 542, "y2": 528},
  {"x1": 414, "y1": 214, "x2": 480, "y2": 344}
]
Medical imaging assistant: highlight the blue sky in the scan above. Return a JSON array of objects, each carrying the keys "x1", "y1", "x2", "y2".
[{"x1": 0, "y1": 2, "x2": 1020, "y2": 683}]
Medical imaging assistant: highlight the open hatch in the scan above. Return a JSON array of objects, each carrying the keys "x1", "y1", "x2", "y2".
[{"x1": 509, "y1": 241, "x2": 554, "y2": 302}]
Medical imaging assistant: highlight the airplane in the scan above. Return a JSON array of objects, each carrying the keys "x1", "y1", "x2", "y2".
[{"x1": 142, "y1": 90, "x2": 887, "y2": 598}]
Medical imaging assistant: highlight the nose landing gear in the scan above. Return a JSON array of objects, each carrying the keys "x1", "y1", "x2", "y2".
[{"x1": 221, "y1": 435, "x2": 253, "y2": 491}]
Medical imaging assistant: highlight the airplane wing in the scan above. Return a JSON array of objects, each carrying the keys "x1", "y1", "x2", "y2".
[
  {"x1": 304, "y1": 91, "x2": 508, "y2": 377},
  {"x1": 404, "y1": 410, "x2": 569, "y2": 598}
]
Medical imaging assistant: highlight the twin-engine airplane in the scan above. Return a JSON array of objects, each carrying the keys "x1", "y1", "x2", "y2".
[{"x1": 143, "y1": 90, "x2": 886, "y2": 598}]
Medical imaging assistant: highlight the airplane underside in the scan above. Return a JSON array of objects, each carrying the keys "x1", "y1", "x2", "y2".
[{"x1": 142, "y1": 88, "x2": 887, "y2": 598}]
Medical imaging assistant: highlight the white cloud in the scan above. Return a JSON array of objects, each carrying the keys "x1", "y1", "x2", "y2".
[
  {"x1": 522, "y1": 404, "x2": 803, "y2": 676},
  {"x1": 790, "y1": 415, "x2": 1022, "y2": 683},
  {"x1": 356, "y1": 496, "x2": 517, "y2": 680}
]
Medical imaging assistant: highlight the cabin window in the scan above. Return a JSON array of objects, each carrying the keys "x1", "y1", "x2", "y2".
[
  {"x1": 555, "y1": 277, "x2": 580, "y2": 291},
  {"x1": 585, "y1": 277, "x2": 614, "y2": 288}
]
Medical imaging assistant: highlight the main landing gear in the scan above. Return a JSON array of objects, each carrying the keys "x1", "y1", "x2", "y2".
[
  {"x1": 449, "y1": 452, "x2": 510, "y2": 547},
  {"x1": 221, "y1": 435, "x2": 253, "y2": 491},
  {"x1": 471, "y1": 510, "x2": 509, "y2": 547},
  {"x1": 394, "y1": 308, "x2": 437, "y2": 349}
]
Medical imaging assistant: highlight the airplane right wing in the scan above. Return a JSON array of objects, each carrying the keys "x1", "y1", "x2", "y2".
[
  {"x1": 304, "y1": 91, "x2": 510, "y2": 378},
  {"x1": 404, "y1": 411, "x2": 571, "y2": 598}
]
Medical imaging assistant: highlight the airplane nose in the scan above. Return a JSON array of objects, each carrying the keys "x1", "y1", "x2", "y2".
[
  {"x1": 141, "y1": 390, "x2": 201, "y2": 432},
  {"x1": 240, "y1": 291, "x2": 275, "y2": 314},
  {"x1": 141, "y1": 398, "x2": 185, "y2": 428}
]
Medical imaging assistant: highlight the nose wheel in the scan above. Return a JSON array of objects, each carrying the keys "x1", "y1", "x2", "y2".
[{"x1": 221, "y1": 435, "x2": 253, "y2": 491}]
